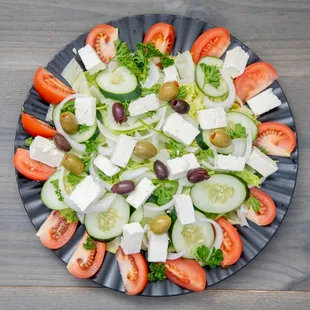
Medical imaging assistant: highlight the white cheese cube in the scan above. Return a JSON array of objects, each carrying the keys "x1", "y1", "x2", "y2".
[
  {"x1": 198, "y1": 107, "x2": 227, "y2": 130},
  {"x1": 94, "y1": 154, "x2": 120, "y2": 177},
  {"x1": 75, "y1": 96, "x2": 96, "y2": 126},
  {"x1": 141, "y1": 62, "x2": 160, "y2": 89},
  {"x1": 110, "y1": 135, "x2": 137, "y2": 168},
  {"x1": 166, "y1": 157, "x2": 189, "y2": 180},
  {"x1": 223, "y1": 46, "x2": 249, "y2": 78},
  {"x1": 182, "y1": 153, "x2": 200, "y2": 170},
  {"x1": 147, "y1": 232, "x2": 169, "y2": 262},
  {"x1": 246, "y1": 88, "x2": 281, "y2": 115},
  {"x1": 69, "y1": 175, "x2": 105, "y2": 212},
  {"x1": 163, "y1": 113, "x2": 199, "y2": 146},
  {"x1": 214, "y1": 154, "x2": 246, "y2": 172},
  {"x1": 173, "y1": 194, "x2": 196, "y2": 225},
  {"x1": 175, "y1": 51, "x2": 195, "y2": 85},
  {"x1": 29, "y1": 136, "x2": 64, "y2": 168},
  {"x1": 78, "y1": 44, "x2": 107, "y2": 74},
  {"x1": 126, "y1": 178, "x2": 157, "y2": 209},
  {"x1": 163, "y1": 65, "x2": 179, "y2": 83},
  {"x1": 246, "y1": 147, "x2": 278, "y2": 177},
  {"x1": 120, "y1": 222, "x2": 144, "y2": 255},
  {"x1": 128, "y1": 94, "x2": 160, "y2": 116}
]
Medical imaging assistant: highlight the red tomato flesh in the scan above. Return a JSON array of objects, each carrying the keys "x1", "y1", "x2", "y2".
[{"x1": 21, "y1": 113, "x2": 56, "y2": 138}]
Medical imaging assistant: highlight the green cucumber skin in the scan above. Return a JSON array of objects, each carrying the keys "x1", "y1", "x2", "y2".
[
  {"x1": 195, "y1": 130, "x2": 209, "y2": 150},
  {"x1": 99, "y1": 86, "x2": 141, "y2": 102}
]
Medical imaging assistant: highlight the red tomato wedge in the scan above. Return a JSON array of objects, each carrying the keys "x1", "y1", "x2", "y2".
[
  {"x1": 21, "y1": 113, "x2": 57, "y2": 138},
  {"x1": 216, "y1": 217, "x2": 242, "y2": 268},
  {"x1": 246, "y1": 188, "x2": 276, "y2": 226},
  {"x1": 37, "y1": 210, "x2": 78, "y2": 250},
  {"x1": 143, "y1": 23, "x2": 175, "y2": 54},
  {"x1": 191, "y1": 27, "x2": 230, "y2": 64},
  {"x1": 115, "y1": 247, "x2": 148, "y2": 295},
  {"x1": 234, "y1": 62, "x2": 278, "y2": 102},
  {"x1": 34, "y1": 67, "x2": 74, "y2": 105},
  {"x1": 67, "y1": 232, "x2": 106, "y2": 278},
  {"x1": 13, "y1": 148, "x2": 56, "y2": 181},
  {"x1": 165, "y1": 258, "x2": 207, "y2": 292},
  {"x1": 255, "y1": 122, "x2": 296, "y2": 157},
  {"x1": 86, "y1": 24, "x2": 118, "y2": 63}
]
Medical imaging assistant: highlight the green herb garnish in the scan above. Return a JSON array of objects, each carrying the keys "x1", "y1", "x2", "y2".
[
  {"x1": 148, "y1": 263, "x2": 167, "y2": 282},
  {"x1": 199, "y1": 148, "x2": 215, "y2": 160},
  {"x1": 77, "y1": 124, "x2": 90, "y2": 134},
  {"x1": 227, "y1": 123, "x2": 248, "y2": 139},
  {"x1": 83, "y1": 236, "x2": 96, "y2": 250},
  {"x1": 166, "y1": 138, "x2": 186, "y2": 158},
  {"x1": 50, "y1": 179, "x2": 64, "y2": 202},
  {"x1": 200, "y1": 64, "x2": 221, "y2": 88},
  {"x1": 66, "y1": 173, "x2": 85, "y2": 187},
  {"x1": 152, "y1": 180, "x2": 178, "y2": 206},
  {"x1": 59, "y1": 208, "x2": 79, "y2": 223},
  {"x1": 195, "y1": 245, "x2": 223, "y2": 268},
  {"x1": 176, "y1": 85, "x2": 187, "y2": 99},
  {"x1": 61, "y1": 100, "x2": 75, "y2": 114},
  {"x1": 244, "y1": 194, "x2": 261, "y2": 213},
  {"x1": 257, "y1": 146, "x2": 268, "y2": 155},
  {"x1": 141, "y1": 84, "x2": 161, "y2": 97},
  {"x1": 25, "y1": 137, "x2": 34, "y2": 147}
]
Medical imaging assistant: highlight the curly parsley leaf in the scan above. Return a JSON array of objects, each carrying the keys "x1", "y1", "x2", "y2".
[
  {"x1": 66, "y1": 173, "x2": 85, "y2": 187},
  {"x1": 257, "y1": 146, "x2": 268, "y2": 155},
  {"x1": 59, "y1": 208, "x2": 79, "y2": 223},
  {"x1": 199, "y1": 148, "x2": 215, "y2": 160},
  {"x1": 25, "y1": 137, "x2": 34, "y2": 147},
  {"x1": 96, "y1": 168, "x2": 123, "y2": 185},
  {"x1": 83, "y1": 236, "x2": 96, "y2": 250},
  {"x1": 85, "y1": 139, "x2": 99, "y2": 154},
  {"x1": 195, "y1": 245, "x2": 223, "y2": 268},
  {"x1": 148, "y1": 263, "x2": 167, "y2": 282},
  {"x1": 200, "y1": 64, "x2": 221, "y2": 88},
  {"x1": 61, "y1": 100, "x2": 75, "y2": 114},
  {"x1": 152, "y1": 180, "x2": 178, "y2": 206},
  {"x1": 78, "y1": 124, "x2": 90, "y2": 134},
  {"x1": 176, "y1": 85, "x2": 187, "y2": 100},
  {"x1": 227, "y1": 123, "x2": 248, "y2": 139},
  {"x1": 166, "y1": 138, "x2": 186, "y2": 158},
  {"x1": 50, "y1": 179, "x2": 64, "y2": 202},
  {"x1": 244, "y1": 194, "x2": 261, "y2": 213},
  {"x1": 141, "y1": 84, "x2": 161, "y2": 97}
]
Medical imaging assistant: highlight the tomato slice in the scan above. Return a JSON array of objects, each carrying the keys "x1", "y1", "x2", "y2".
[
  {"x1": 86, "y1": 24, "x2": 118, "y2": 63},
  {"x1": 165, "y1": 258, "x2": 206, "y2": 292},
  {"x1": 234, "y1": 62, "x2": 278, "y2": 102},
  {"x1": 255, "y1": 122, "x2": 296, "y2": 157},
  {"x1": 21, "y1": 113, "x2": 57, "y2": 138},
  {"x1": 191, "y1": 27, "x2": 230, "y2": 64},
  {"x1": 37, "y1": 210, "x2": 78, "y2": 249},
  {"x1": 246, "y1": 188, "x2": 276, "y2": 226},
  {"x1": 115, "y1": 247, "x2": 148, "y2": 295},
  {"x1": 13, "y1": 148, "x2": 56, "y2": 181},
  {"x1": 216, "y1": 217, "x2": 242, "y2": 268},
  {"x1": 143, "y1": 23, "x2": 175, "y2": 54},
  {"x1": 67, "y1": 232, "x2": 106, "y2": 278},
  {"x1": 34, "y1": 67, "x2": 74, "y2": 105}
]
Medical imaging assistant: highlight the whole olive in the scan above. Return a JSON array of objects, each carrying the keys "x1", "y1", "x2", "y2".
[
  {"x1": 53, "y1": 133, "x2": 71, "y2": 152},
  {"x1": 158, "y1": 82, "x2": 179, "y2": 102},
  {"x1": 112, "y1": 102, "x2": 127, "y2": 124},
  {"x1": 134, "y1": 141, "x2": 158, "y2": 159},
  {"x1": 187, "y1": 168, "x2": 210, "y2": 184},
  {"x1": 154, "y1": 160, "x2": 169, "y2": 180},
  {"x1": 62, "y1": 154, "x2": 84, "y2": 175},
  {"x1": 111, "y1": 180, "x2": 135, "y2": 195},
  {"x1": 170, "y1": 99, "x2": 190, "y2": 114},
  {"x1": 210, "y1": 129, "x2": 232, "y2": 148},
  {"x1": 60, "y1": 112, "x2": 78, "y2": 135},
  {"x1": 150, "y1": 215, "x2": 172, "y2": 234}
]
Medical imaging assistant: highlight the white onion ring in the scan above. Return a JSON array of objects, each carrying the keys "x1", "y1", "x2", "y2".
[
  {"x1": 90, "y1": 85, "x2": 106, "y2": 103},
  {"x1": 232, "y1": 138, "x2": 246, "y2": 157},
  {"x1": 142, "y1": 225, "x2": 150, "y2": 249},
  {"x1": 89, "y1": 160, "x2": 112, "y2": 191},
  {"x1": 201, "y1": 160, "x2": 215, "y2": 171},
  {"x1": 85, "y1": 194, "x2": 116, "y2": 214},
  {"x1": 97, "y1": 119, "x2": 119, "y2": 142},
  {"x1": 243, "y1": 132, "x2": 253, "y2": 160},
  {"x1": 198, "y1": 218, "x2": 223, "y2": 250},
  {"x1": 167, "y1": 249, "x2": 188, "y2": 260},
  {"x1": 120, "y1": 167, "x2": 149, "y2": 181},
  {"x1": 131, "y1": 154, "x2": 144, "y2": 163},
  {"x1": 185, "y1": 146, "x2": 199, "y2": 153},
  {"x1": 76, "y1": 212, "x2": 85, "y2": 224},
  {"x1": 151, "y1": 133, "x2": 159, "y2": 149},
  {"x1": 98, "y1": 146, "x2": 114, "y2": 157},
  {"x1": 237, "y1": 204, "x2": 250, "y2": 227}
]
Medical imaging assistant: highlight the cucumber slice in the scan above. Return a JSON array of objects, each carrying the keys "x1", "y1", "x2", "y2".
[
  {"x1": 191, "y1": 174, "x2": 248, "y2": 213},
  {"x1": 41, "y1": 170, "x2": 69, "y2": 210},
  {"x1": 130, "y1": 203, "x2": 166, "y2": 227},
  {"x1": 195, "y1": 57, "x2": 229, "y2": 97},
  {"x1": 202, "y1": 130, "x2": 234, "y2": 154},
  {"x1": 70, "y1": 123, "x2": 98, "y2": 143},
  {"x1": 195, "y1": 130, "x2": 208, "y2": 150},
  {"x1": 85, "y1": 195, "x2": 130, "y2": 241},
  {"x1": 226, "y1": 112, "x2": 258, "y2": 140},
  {"x1": 106, "y1": 236, "x2": 121, "y2": 254},
  {"x1": 172, "y1": 211, "x2": 215, "y2": 259},
  {"x1": 96, "y1": 66, "x2": 141, "y2": 101}
]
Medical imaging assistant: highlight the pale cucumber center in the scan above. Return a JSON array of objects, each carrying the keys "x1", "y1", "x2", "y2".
[
  {"x1": 108, "y1": 72, "x2": 125, "y2": 84},
  {"x1": 97, "y1": 208, "x2": 120, "y2": 231},
  {"x1": 182, "y1": 224, "x2": 205, "y2": 246},
  {"x1": 207, "y1": 183, "x2": 235, "y2": 204}
]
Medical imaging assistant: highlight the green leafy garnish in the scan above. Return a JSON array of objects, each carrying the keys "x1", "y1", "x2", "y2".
[
  {"x1": 96, "y1": 168, "x2": 123, "y2": 185},
  {"x1": 148, "y1": 263, "x2": 167, "y2": 282},
  {"x1": 61, "y1": 100, "x2": 75, "y2": 114},
  {"x1": 176, "y1": 85, "x2": 187, "y2": 100},
  {"x1": 141, "y1": 84, "x2": 160, "y2": 97},
  {"x1": 227, "y1": 123, "x2": 248, "y2": 139},
  {"x1": 200, "y1": 64, "x2": 221, "y2": 88},
  {"x1": 199, "y1": 148, "x2": 215, "y2": 160},
  {"x1": 85, "y1": 139, "x2": 99, "y2": 154},
  {"x1": 50, "y1": 179, "x2": 64, "y2": 202},
  {"x1": 59, "y1": 208, "x2": 79, "y2": 223},
  {"x1": 257, "y1": 146, "x2": 268, "y2": 155},
  {"x1": 195, "y1": 245, "x2": 223, "y2": 268},
  {"x1": 166, "y1": 138, "x2": 186, "y2": 158},
  {"x1": 244, "y1": 194, "x2": 261, "y2": 213},
  {"x1": 144, "y1": 110, "x2": 157, "y2": 118},
  {"x1": 78, "y1": 124, "x2": 90, "y2": 134},
  {"x1": 25, "y1": 137, "x2": 34, "y2": 147},
  {"x1": 66, "y1": 173, "x2": 85, "y2": 187},
  {"x1": 230, "y1": 169, "x2": 260, "y2": 187},
  {"x1": 152, "y1": 180, "x2": 178, "y2": 206},
  {"x1": 83, "y1": 236, "x2": 96, "y2": 250}
]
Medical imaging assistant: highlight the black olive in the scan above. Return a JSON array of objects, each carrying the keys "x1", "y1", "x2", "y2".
[
  {"x1": 154, "y1": 160, "x2": 169, "y2": 180},
  {"x1": 111, "y1": 180, "x2": 135, "y2": 195},
  {"x1": 53, "y1": 133, "x2": 71, "y2": 152},
  {"x1": 170, "y1": 99, "x2": 190, "y2": 114},
  {"x1": 112, "y1": 102, "x2": 127, "y2": 124},
  {"x1": 187, "y1": 168, "x2": 210, "y2": 183}
]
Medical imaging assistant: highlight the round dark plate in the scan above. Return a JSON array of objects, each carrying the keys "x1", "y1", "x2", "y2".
[{"x1": 14, "y1": 14, "x2": 298, "y2": 296}]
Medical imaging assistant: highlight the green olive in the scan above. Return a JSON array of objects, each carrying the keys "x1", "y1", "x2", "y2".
[
  {"x1": 210, "y1": 129, "x2": 232, "y2": 148},
  {"x1": 158, "y1": 82, "x2": 179, "y2": 102},
  {"x1": 150, "y1": 215, "x2": 171, "y2": 234},
  {"x1": 60, "y1": 112, "x2": 78, "y2": 135},
  {"x1": 62, "y1": 154, "x2": 84, "y2": 175},
  {"x1": 134, "y1": 141, "x2": 158, "y2": 159}
]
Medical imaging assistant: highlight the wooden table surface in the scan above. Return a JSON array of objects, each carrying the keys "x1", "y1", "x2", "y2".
[{"x1": 1, "y1": 0, "x2": 309, "y2": 309}]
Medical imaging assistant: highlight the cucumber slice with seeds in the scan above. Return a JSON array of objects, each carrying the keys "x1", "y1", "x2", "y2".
[{"x1": 130, "y1": 203, "x2": 166, "y2": 227}]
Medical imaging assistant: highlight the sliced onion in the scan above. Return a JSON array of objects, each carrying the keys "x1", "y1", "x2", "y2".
[
  {"x1": 237, "y1": 205, "x2": 250, "y2": 227},
  {"x1": 232, "y1": 138, "x2": 246, "y2": 157},
  {"x1": 131, "y1": 154, "x2": 144, "y2": 163},
  {"x1": 142, "y1": 225, "x2": 150, "y2": 249},
  {"x1": 151, "y1": 133, "x2": 159, "y2": 149},
  {"x1": 167, "y1": 249, "x2": 188, "y2": 260},
  {"x1": 77, "y1": 212, "x2": 85, "y2": 224},
  {"x1": 120, "y1": 167, "x2": 149, "y2": 181},
  {"x1": 201, "y1": 160, "x2": 215, "y2": 170},
  {"x1": 90, "y1": 85, "x2": 106, "y2": 104},
  {"x1": 98, "y1": 146, "x2": 114, "y2": 157},
  {"x1": 85, "y1": 194, "x2": 116, "y2": 214},
  {"x1": 89, "y1": 160, "x2": 112, "y2": 191},
  {"x1": 185, "y1": 146, "x2": 199, "y2": 153},
  {"x1": 198, "y1": 218, "x2": 223, "y2": 249},
  {"x1": 176, "y1": 184, "x2": 183, "y2": 195},
  {"x1": 97, "y1": 119, "x2": 119, "y2": 142},
  {"x1": 106, "y1": 139, "x2": 116, "y2": 148},
  {"x1": 179, "y1": 177, "x2": 193, "y2": 187},
  {"x1": 243, "y1": 132, "x2": 253, "y2": 160}
]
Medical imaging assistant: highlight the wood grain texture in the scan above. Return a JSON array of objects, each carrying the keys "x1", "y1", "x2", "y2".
[{"x1": 0, "y1": 0, "x2": 310, "y2": 307}]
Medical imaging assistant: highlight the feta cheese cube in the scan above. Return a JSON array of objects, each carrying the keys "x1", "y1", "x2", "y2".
[
  {"x1": 120, "y1": 222, "x2": 144, "y2": 255},
  {"x1": 29, "y1": 136, "x2": 64, "y2": 168},
  {"x1": 246, "y1": 147, "x2": 278, "y2": 177},
  {"x1": 223, "y1": 46, "x2": 249, "y2": 78},
  {"x1": 128, "y1": 94, "x2": 160, "y2": 117},
  {"x1": 175, "y1": 51, "x2": 195, "y2": 84},
  {"x1": 110, "y1": 135, "x2": 137, "y2": 168},
  {"x1": 198, "y1": 107, "x2": 227, "y2": 130},
  {"x1": 78, "y1": 44, "x2": 107, "y2": 74},
  {"x1": 94, "y1": 154, "x2": 120, "y2": 177},
  {"x1": 163, "y1": 65, "x2": 179, "y2": 83},
  {"x1": 173, "y1": 194, "x2": 196, "y2": 225},
  {"x1": 163, "y1": 113, "x2": 200, "y2": 146},
  {"x1": 166, "y1": 154, "x2": 200, "y2": 180},
  {"x1": 75, "y1": 96, "x2": 96, "y2": 126},
  {"x1": 69, "y1": 175, "x2": 105, "y2": 212},
  {"x1": 147, "y1": 232, "x2": 169, "y2": 262},
  {"x1": 214, "y1": 154, "x2": 246, "y2": 171},
  {"x1": 246, "y1": 88, "x2": 281, "y2": 115},
  {"x1": 126, "y1": 178, "x2": 157, "y2": 209},
  {"x1": 182, "y1": 153, "x2": 200, "y2": 170}
]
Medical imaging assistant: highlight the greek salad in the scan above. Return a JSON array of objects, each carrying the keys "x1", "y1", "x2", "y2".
[{"x1": 14, "y1": 23, "x2": 297, "y2": 295}]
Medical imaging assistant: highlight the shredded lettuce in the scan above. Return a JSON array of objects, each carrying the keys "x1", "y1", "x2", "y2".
[
  {"x1": 230, "y1": 169, "x2": 260, "y2": 187},
  {"x1": 182, "y1": 83, "x2": 205, "y2": 120}
]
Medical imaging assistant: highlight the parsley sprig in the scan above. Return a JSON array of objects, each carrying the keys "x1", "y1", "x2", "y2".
[
  {"x1": 176, "y1": 85, "x2": 187, "y2": 100},
  {"x1": 25, "y1": 137, "x2": 34, "y2": 147},
  {"x1": 61, "y1": 100, "x2": 75, "y2": 114},
  {"x1": 77, "y1": 124, "x2": 90, "y2": 134},
  {"x1": 195, "y1": 245, "x2": 223, "y2": 268},
  {"x1": 199, "y1": 148, "x2": 215, "y2": 161},
  {"x1": 152, "y1": 180, "x2": 178, "y2": 206},
  {"x1": 227, "y1": 123, "x2": 248, "y2": 139},
  {"x1": 50, "y1": 179, "x2": 64, "y2": 202},
  {"x1": 59, "y1": 208, "x2": 79, "y2": 223},
  {"x1": 244, "y1": 195, "x2": 261, "y2": 213},
  {"x1": 148, "y1": 263, "x2": 167, "y2": 282},
  {"x1": 200, "y1": 64, "x2": 221, "y2": 88},
  {"x1": 66, "y1": 173, "x2": 85, "y2": 187},
  {"x1": 83, "y1": 237, "x2": 96, "y2": 250},
  {"x1": 166, "y1": 138, "x2": 186, "y2": 158},
  {"x1": 141, "y1": 84, "x2": 160, "y2": 97}
]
